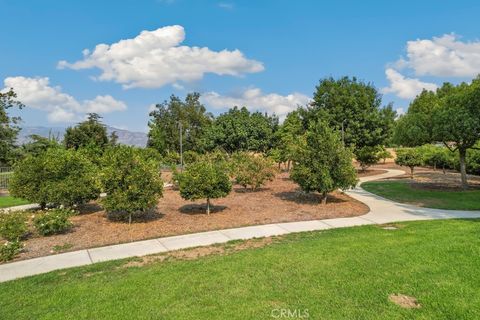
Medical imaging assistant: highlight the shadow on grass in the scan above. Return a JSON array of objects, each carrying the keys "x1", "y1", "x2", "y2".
[{"x1": 179, "y1": 204, "x2": 227, "y2": 215}]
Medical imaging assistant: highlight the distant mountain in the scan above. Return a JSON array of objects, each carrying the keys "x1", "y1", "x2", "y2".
[{"x1": 17, "y1": 126, "x2": 148, "y2": 147}]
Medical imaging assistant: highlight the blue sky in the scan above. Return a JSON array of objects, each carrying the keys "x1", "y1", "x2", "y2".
[{"x1": 1, "y1": 0, "x2": 480, "y2": 132}]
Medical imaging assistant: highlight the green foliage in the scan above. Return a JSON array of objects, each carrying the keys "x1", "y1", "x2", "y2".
[
  {"x1": 21, "y1": 134, "x2": 60, "y2": 158},
  {"x1": 291, "y1": 121, "x2": 358, "y2": 204},
  {"x1": 417, "y1": 145, "x2": 452, "y2": 173},
  {"x1": 183, "y1": 150, "x2": 201, "y2": 165},
  {"x1": 355, "y1": 146, "x2": 381, "y2": 171},
  {"x1": 9, "y1": 148, "x2": 100, "y2": 208},
  {"x1": 306, "y1": 76, "x2": 396, "y2": 151},
  {"x1": 231, "y1": 152, "x2": 277, "y2": 190},
  {"x1": 99, "y1": 146, "x2": 164, "y2": 222},
  {"x1": 203, "y1": 106, "x2": 278, "y2": 153},
  {"x1": 0, "y1": 212, "x2": 28, "y2": 241},
  {"x1": 64, "y1": 113, "x2": 110, "y2": 150},
  {"x1": 274, "y1": 111, "x2": 304, "y2": 169},
  {"x1": 33, "y1": 208, "x2": 74, "y2": 236},
  {"x1": 177, "y1": 160, "x2": 232, "y2": 214},
  {"x1": 377, "y1": 147, "x2": 393, "y2": 164},
  {"x1": 467, "y1": 147, "x2": 480, "y2": 176},
  {"x1": 0, "y1": 240, "x2": 23, "y2": 262},
  {"x1": 163, "y1": 151, "x2": 181, "y2": 166},
  {"x1": 147, "y1": 93, "x2": 213, "y2": 155},
  {"x1": 0, "y1": 89, "x2": 24, "y2": 166},
  {"x1": 395, "y1": 148, "x2": 424, "y2": 178}
]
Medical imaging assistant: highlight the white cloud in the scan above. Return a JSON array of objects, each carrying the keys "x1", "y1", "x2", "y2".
[
  {"x1": 395, "y1": 34, "x2": 480, "y2": 77},
  {"x1": 201, "y1": 87, "x2": 310, "y2": 120},
  {"x1": 2, "y1": 76, "x2": 127, "y2": 123},
  {"x1": 58, "y1": 25, "x2": 264, "y2": 89},
  {"x1": 381, "y1": 68, "x2": 437, "y2": 100},
  {"x1": 218, "y1": 2, "x2": 234, "y2": 10}
]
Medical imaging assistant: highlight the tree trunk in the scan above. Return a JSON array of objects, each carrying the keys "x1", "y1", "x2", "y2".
[
  {"x1": 321, "y1": 192, "x2": 328, "y2": 205},
  {"x1": 287, "y1": 160, "x2": 291, "y2": 172},
  {"x1": 128, "y1": 212, "x2": 132, "y2": 225},
  {"x1": 433, "y1": 163, "x2": 437, "y2": 171},
  {"x1": 410, "y1": 167, "x2": 414, "y2": 179},
  {"x1": 442, "y1": 165, "x2": 446, "y2": 175},
  {"x1": 206, "y1": 198, "x2": 211, "y2": 215},
  {"x1": 459, "y1": 148, "x2": 468, "y2": 189}
]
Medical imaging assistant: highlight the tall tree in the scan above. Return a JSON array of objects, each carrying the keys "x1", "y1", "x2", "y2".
[
  {"x1": 147, "y1": 93, "x2": 213, "y2": 155},
  {"x1": 0, "y1": 89, "x2": 24, "y2": 166},
  {"x1": 64, "y1": 113, "x2": 109, "y2": 150},
  {"x1": 275, "y1": 110, "x2": 304, "y2": 170},
  {"x1": 204, "y1": 106, "x2": 278, "y2": 153},
  {"x1": 432, "y1": 79, "x2": 480, "y2": 188},
  {"x1": 306, "y1": 76, "x2": 395, "y2": 151}
]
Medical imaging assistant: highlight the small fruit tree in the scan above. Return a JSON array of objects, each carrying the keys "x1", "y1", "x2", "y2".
[
  {"x1": 355, "y1": 146, "x2": 381, "y2": 171},
  {"x1": 231, "y1": 152, "x2": 277, "y2": 191},
  {"x1": 176, "y1": 160, "x2": 232, "y2": 215},
  {"x1": 9, "y1": 148, "x2": 99, "y2": 209},
  {"x1": 100, "y1": 146, "x2": 163, "y2": 223},
  {"x1": 291, "y1": 121, "x2": 358, "y2": 204},
  {"x1": 395, "y1": 148, "x2": 424, "y2": 178}
]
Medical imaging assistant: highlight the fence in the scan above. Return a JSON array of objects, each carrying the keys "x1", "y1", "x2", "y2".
[{"x1": 0, "y1": 167, "x2": 13, "y2": 190}]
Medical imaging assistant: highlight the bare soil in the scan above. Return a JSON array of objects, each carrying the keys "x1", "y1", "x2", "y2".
[
  {"x1": 388, "y1": 294, "x2": 421, "y2": 309},
  {"x1": 14, "y1": 172, "x2": 368, "y2": 262}
]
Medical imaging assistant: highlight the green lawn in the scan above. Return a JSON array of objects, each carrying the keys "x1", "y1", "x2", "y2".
[
  {"x1": 362, "y1": 180, "x2": 480, "y2": 210},
  {"x1": 1, "y1": 219, "x2": 480, "y2": 319},
  {"x1": 0, "y1": 196, "x2": 30, "y2": 208}
]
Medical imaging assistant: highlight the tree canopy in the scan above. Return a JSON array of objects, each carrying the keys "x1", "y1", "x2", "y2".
[
  {"x1": 0, "y1": 89, "x2": 24, "y2": 166},
  {"x1": 203, "y1": 106, "x2": 278, "y2": 153},
  {"x1": 64, "y1": 113, "x2": 109, "y2": 150},
  {"x1": 147, "y1": 93, "x2": 213, "y2": 155},
  {"x1": 305, "y1": 76, "x2": 396, "y2": 151}
]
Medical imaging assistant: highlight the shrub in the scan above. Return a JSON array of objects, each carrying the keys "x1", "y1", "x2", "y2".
[
  {"x1": 291, "y1": 121, "x2": 358, "y2": 204},
  {"x1": 231, "y1": 152, "x2": 277, "y2": 190},
  {"x1": 183, "y1": 150, "x2": 201, "y2": 165},
  {"x1": 0, "y1": 240, "x2": 23, "y2": 262},
  {"x1": 9, "y1": 148, "x2": 100, "y2": 209},
  {"x1": 33, "y1": 208, "x2": 74, "y2": 236},
  {"x1": 0, "y1": 212, "x2": 28, "y2": 241},
  {"x1": 177, "y1": 161, "x2": 232, "y2": 215},
  {"x1": 355, "y1": 146, "x2": 381, "y2": 171},
  {"x1": 100, "y1": 146, "x2": 164, "y2": 223},
  {"x1": 395, "y1": 148, "x2": 424, "y2": 178},
  {"x1": 163, "y1": 151, "x2": 181, "y2": 166},
  {"x1": 377, "y1": 148, "x2": 393, "y2": 164}
]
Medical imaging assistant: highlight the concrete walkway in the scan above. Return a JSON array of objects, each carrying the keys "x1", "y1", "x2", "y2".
[{"x1": 1, "y1": 169, "x2": 479, "y2": 283}]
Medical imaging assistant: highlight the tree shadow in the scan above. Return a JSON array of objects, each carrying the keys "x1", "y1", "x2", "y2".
[
  {"x1": 179, "y1": 203, "x2": 228, "y2": 215},
  {"x1": 274, "y1": 189, "x2": 347, "y2": 205},
  {"x1": 233, "y1": 187, "x2": 270, "y2": 193},
  {"x1": 106, "y1": 208, "x2": 165, "y2": 223},
  {"x1": 77, "y1": 202, "x2": 103, "y2": 215}
]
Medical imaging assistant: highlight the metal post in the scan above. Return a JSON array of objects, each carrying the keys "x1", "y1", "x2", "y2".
[{"x1": 179, "y1": 122, "x2": 183, "y2": 170}]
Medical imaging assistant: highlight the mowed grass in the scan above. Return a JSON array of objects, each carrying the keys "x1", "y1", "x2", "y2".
[
  {"x1": 1, "y1": 219, "x2": 480, "y2": 319},
  {"x1": 0, "y1": 196, "x2": 30, "y2": 208},
  {"x1": 362, "y1": 180, "x2": 480, "y2": 210}
]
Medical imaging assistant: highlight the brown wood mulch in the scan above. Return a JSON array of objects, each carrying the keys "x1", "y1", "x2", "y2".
[{"x1": 12, "y1": 172, "x2": 369, "y2": 262}]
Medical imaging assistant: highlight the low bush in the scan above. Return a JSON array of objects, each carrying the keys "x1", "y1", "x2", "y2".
[
  {"x1": 377, "y1": 147, "x2": 393, "y2": 164},
  {"x1": 0, "y1": 212, "x2": 28, "y2": 241},
  {"x1": 0, "y1": 240, "x2": 23, "y2": 262},
  {"x1": 33, "y1": 208, "x2": 74, "y2": 236},
  {"x1": 231, "y1": 152, "x2": 277, "y2": 190}
]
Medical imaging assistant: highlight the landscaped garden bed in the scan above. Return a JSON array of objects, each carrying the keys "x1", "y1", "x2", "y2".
[{"x1": 5, "y1": 171, "x2": 368, "y2": 262}]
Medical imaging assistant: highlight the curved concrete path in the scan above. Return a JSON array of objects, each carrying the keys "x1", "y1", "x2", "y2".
[{"x1": 1, "y1": 169, "x2": 479, "y2": 283}]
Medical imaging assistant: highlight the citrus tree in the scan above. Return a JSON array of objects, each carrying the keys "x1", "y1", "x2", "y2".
[
  {"x1": 231, "y1": 152, "x2": 277, "y2": 191},
  {"x1": 291, "y1": 121, "x2": 358, "y2": 204},
  {"x1": 99, "y1": 146, "x2": 163, "y2": 223},
  {"x1": 176, "y1": 161, "x2": 231, "y2": 215},
  {"x1": 395, "y1": 148, "x2": 424, "y2": 178}
]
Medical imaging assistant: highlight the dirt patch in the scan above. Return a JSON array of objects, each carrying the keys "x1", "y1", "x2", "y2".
[
  {"x1": 389, "y1": 294, "x2": 421, "y2": 309},
  {"x1": 357, "y1": 169, "x2": 388, "y2": 178},
  {"x1": 11, "y1": 172, "x2": 368, "y2": 262},
  {"x1": 121, "y1": 236, "x2": 280, "y2": 268}
]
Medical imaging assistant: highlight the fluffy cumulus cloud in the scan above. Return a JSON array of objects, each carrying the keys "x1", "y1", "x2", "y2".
[
  {"x1": 381, "y1": 68, "x2": 438, "y2": 100},
  {"x1": 2, "y1": 76, "x2": 127, "y2": 123},
  {"x1": 58, "y1": 25, "x2": 264, "y2": 89},
  {"x1": 201, "y1": 88, "x2": 310, "y2": 120},
  {"x1": 396, "y1": 34, "x2": 480, "y2": 77}
]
